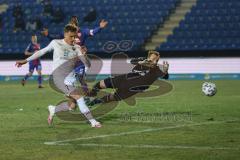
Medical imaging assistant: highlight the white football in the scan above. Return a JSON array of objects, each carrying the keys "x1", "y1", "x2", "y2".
[{"x1": 202, "y1": 82, "x2": 217, "y2": 96}]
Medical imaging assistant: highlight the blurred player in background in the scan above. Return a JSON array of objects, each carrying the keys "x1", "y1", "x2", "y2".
[
  {"x1": 41, "y1": 16, "x2": 108, "y2": 47},
  {"x1": 21, "y1": 34, "x2": 43, "y2": 88}
]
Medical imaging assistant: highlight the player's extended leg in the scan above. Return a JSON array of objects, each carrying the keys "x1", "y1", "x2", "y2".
[
  {"x1": 88, "y1": 78, "x2": 112, "y2": 97},
  {"x1": 48, "y1": 98, "x2": 76, "y2": 125},
  {"x1": 48, "y1": 86, "x2": 101, "y2": 127},
  {"x1": 36, "y1": 67, "x2": 43, "y2": 88},
  {"x1": 21, "y1": 71, "x2": 33, "y2": 86},
  {"x1": 88, "y1": 78, "x2": 139, "y2": 106},
  {"x1": 48, "y1": 101, "x2": 69, "y2": 125},
  {"x1": 49, "y1": 59, "x2": 101, "y2": 128},
  {"x1": 68, "y1": 97, "x2": 77, "y2": 110},
  {"x1": 89, "y1": 89, "x2": 139, "y2": 106},
  {"x1": 88, "y1": 94, "x2": 117, "y2": 106},
  {"x1": 48, "y1": 95, "x2": 101, "y2": 126},
  {"x1": 88, "y1": 91, "x2": 122, "y2": 106},
  {"x1": 69, "y1": 89, "x2": 102, "y2": 128},
  {"x1": 87, "y1": 78, "x2": 118, "y2": 106},
  {"x1": 22, "y1": 63, "x2": 36, "y2": 86}
]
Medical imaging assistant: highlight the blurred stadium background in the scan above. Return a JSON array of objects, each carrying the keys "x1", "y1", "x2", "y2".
[
  {"x1": 0, "y1": 1, "x2": 240, "y2": 160},
  {"x1": 0, "y1": 0, "x2": 239, "y2": 80}
]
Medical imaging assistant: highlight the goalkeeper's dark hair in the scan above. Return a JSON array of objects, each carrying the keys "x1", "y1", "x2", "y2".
[
  {"x1": 71, "y1": 15, "x2": 78, "y2": 19},
  {"x1": 148, "y1": 50, "x2": 160, "y2": 62},
  {"x1": 69, "y1": 15, "x2": 79, "y2": 26},
  {"x1": 64, "y1": 24, "x2": 77, "y2": 33},
  {"x1": 31, "y1": 33, "x2": 37, "y2": 37},
  {"x1": 148, "y1": 50, "x2": 160, "y2": 58}
]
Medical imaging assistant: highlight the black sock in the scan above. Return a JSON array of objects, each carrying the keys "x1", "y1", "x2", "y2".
[
  {"x1": 89, "y1": 94, "x2": 117, "y2": 106},
  {"x1": 101, "y1": 94, "x2": 117, "y2": 103},
  {"x1": 94, "y1": 81, "x2": 101, "y2": 90},
  {"x1": 88, "y1": 82, "x2": 101, "y2": 96}
]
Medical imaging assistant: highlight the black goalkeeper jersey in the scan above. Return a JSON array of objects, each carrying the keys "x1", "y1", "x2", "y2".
[{"x1": 110, "y1": 61, "x2": 169, "y2": 96}]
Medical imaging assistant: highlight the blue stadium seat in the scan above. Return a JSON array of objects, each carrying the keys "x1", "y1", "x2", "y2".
[
  {"x1": 0, "y1": 0, "x2": 186, "y2": 53},
  {"x1": 159, "y1": 0, "x2": 240, "y2": 51}
]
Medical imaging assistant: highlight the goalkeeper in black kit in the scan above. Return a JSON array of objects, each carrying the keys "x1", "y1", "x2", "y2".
[{"x1": 87, "y1": 50, "x2": 169, "y2": 106}]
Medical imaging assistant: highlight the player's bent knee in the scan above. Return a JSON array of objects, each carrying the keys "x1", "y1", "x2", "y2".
[
  {"x1": 70, "y1": 94, "x2": 82, "y2": 100},
  {"x1": 68, "y1": 101, "x2": 76, "y2": 109},
  {"x1": 100, "y1": 80, "x2": 106, "y2": 88},
  {"x1": 69, "y1": 91, "x2": 83, "y2": 100}
]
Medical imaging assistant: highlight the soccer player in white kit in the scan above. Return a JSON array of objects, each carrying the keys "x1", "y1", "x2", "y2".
[{"x1": 15, "y1": 24, "x2": 101, "y2": 128}]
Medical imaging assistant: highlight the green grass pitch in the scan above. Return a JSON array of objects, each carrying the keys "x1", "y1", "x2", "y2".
[{"x1": 0, "y1": 80, "x2": 240, "y2": 160}]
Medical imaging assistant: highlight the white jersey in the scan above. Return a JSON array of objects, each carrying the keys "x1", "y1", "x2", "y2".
[
  {"x1": 64, "y1": 71, "x2": 77, "y2": 86},
  {"x1": 26, "y1": 39, "x2": 90, "y2": 71},
  {"x1": 26, "y1": 39, "x2": 90, "y2": 86}
]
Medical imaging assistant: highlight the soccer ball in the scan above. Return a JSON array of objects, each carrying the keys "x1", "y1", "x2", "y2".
[{"x1": 202, "y1": 82, "x2": 217, "y2": 96}]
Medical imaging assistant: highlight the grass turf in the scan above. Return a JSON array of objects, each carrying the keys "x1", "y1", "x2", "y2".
[{"x1": 0, "y1": 80, "x2": 240, "y2": 160}]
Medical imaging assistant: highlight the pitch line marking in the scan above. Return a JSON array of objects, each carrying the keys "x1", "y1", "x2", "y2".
[
  {"x1": 44, "y1": 120, "x2": 237, "y2": 145},
  {"x1": 51, "y1": 143, "x2": 239, "y2": 150}
]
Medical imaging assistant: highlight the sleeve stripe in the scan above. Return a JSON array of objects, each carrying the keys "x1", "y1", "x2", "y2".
[
  {"x1": 90, "y1": 29, "x2": 94, "y2": 36},
  {"x1": 25, "y1": 44, "x2": 31, "y2": 51}
]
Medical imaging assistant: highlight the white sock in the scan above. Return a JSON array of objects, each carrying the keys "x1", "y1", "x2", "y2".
[
  {"x1": 89, "y1": 119, "x2": 97, "y2": 125},
  {"x1": 77, "y1": 97, "x2": 90, "y2": 114},
  {"x1": 49, "y1": 105, "x2": 56, "y2": 117},
  {"x1": 77, "y1": 97, "x2": 96, "y2": 123}
]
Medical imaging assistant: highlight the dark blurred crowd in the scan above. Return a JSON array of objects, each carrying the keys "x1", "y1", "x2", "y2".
[
  {"x1": 12, "y1": 0, "x2": 65, "y2": 32},
  {"x1": 0, "y1": 14, "x2": 2, "y2": 31}
]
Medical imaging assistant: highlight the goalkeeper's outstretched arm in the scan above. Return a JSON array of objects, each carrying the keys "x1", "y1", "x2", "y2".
[
  {"x1": 130, "y1": 57, "x2": 146, "y2": 65},
  {"x1": 159, "y1": 61, "x2": 169, "y2": 79}
]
